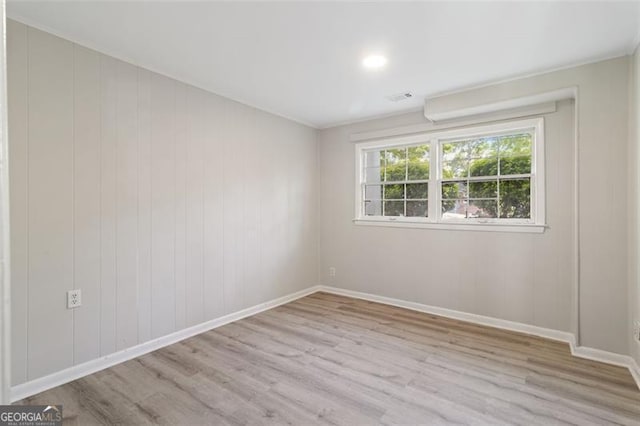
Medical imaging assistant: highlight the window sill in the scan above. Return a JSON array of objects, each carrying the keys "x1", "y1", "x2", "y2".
[{"x1": 353, "y1": 218, "x2": 546, "y2": 233}]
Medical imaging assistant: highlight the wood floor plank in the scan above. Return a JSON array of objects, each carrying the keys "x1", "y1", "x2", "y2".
[{"x1": 16, "y1": 292, "x2": 640, "y2": 425}]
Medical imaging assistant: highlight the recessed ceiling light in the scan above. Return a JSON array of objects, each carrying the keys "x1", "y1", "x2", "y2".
[{"x1": 363, "y1": 54, "x2": 387, "y2": 69}]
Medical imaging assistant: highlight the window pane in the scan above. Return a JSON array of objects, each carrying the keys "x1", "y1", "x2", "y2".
[
  {"x1": 406, "y1": 200, "x2": 428, "y2": 217},
  {"x1": 468, "y1": 200, "x2": 498, "y2": 218},
  {"x1": 386, "y1": 148, "x2": 407, "y2": 163},
  {"x1": 407, "y1": 145, "x2": 430, "y2": 180},
  {"x1": 385, "y1": 163, "x2": 406, "y2": 181},
  {"x1": 442, "y1": 181, "x2": 467, "y2": 199},
  {"x1": 441, "y1": 160, "x2": 468, "y2": 179},
  {"x1": 499, "y1": 134, "x2": 532, "y2": 157},
  {"x1": 364, "y1": 167, "x2": 383, "y2": 183},
  {"x1": 499, "y1": 156, "x2": 531, "y2": 175},
  {"x1": 500, "y1": 178, "x2": 531, "y2": 218},
  {"x1": 442, "y1": 200, "x2": 466, "y2": 219},
  {"x1": 469, "y1": 158, "x2": 498, "y2": 177},
  {"x1": 384, "y1": 201, "x2": 404, "y2": 216},
  {"x1": 364, "y1": 150, "x2": 384, "y2": 168},
  {"x1": 364, "y1": 184, "x2": 382, "y2": 200},
  {"x1": 364, "y1": 200, "x2": 382, "y2": 216},
  {"x1": 470, "y1": 137, "x2": 498, "y2": 158},
  {"x1": 406, "y1": 183, "x2": 428, "y2": 199},
  {"x1": 384, "y1": 184, "x2": 404, "y2": 200},
  {"x1": 384, "y1": 148, "x2": 407, "y2": 181},
  {"x1": 442, "y1": 141, "x2": 469, "y2": 162},
  {"x1": 407, "y1": 162, "x2": 429, "y2": 180},
  {"x1": 442, "y1": 199, "x2": 498, "y2": 219},
  {"x1": 469, "y1": 180, "x2": 497, "y2": 198}
]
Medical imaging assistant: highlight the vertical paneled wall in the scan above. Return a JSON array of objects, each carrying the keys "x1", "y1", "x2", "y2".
[{"x1": 8, "y1": 20, "x2": 318, "y2": 385}]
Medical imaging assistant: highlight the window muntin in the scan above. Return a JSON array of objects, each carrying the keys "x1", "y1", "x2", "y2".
[
  {"x1": 355, "y1": 118, "x2": 544, "y2": 231},
  {"x1": 440, "y1": 132, "x2": 533, "y2": 221},
  {"x1": 362, "y1": 144, "x2": 430, "y2": 218}
]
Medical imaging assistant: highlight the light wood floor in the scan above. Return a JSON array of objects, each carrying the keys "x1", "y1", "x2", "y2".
[{"x1": 17, "y1": 292, "x2": 640, "y2": 425}]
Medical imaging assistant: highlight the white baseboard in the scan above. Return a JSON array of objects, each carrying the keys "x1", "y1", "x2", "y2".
[
  {"x1": 11, "y1": 283, "x2": 640, "y2": 401},
  {"x1": 10, "y1": 285, "x2": 322, "y2": 402},
  {"x1": 569, "y1": 346, "x2": 634, "y2": 368},
  {"x1": 318, "y1": 285, "x2": 640, "y2": 390},
  {"x1": 317, "y1": 286, "x2": 576, "y2": 344},
  {"x1": 629, "y1": 358, "x2": 640, "y2": 387}
]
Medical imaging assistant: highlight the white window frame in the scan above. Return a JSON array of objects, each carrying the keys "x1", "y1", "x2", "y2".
[{"x1": 354, "y1": 117, "x2": 546, "y2": 233}]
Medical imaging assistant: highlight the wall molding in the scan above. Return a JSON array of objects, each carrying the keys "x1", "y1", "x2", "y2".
[
  {"x1": 318, "y1": 286, "x2": 576, "y2": 345},
  {"x1": 350, "y1": 102, "x2": 557, "y2": 143},
  {"x1": 424, "y1": 90, "x2": 571, "y2": 122},
  {"x1": 630, "y1": 358, "x2": 640, "y2": 387},
  {"x1": 10, "y1": 285, "x2": 322, "y2": 402},
  {"x1": 569, "y1": 345, "x2": 636, "y2": 369},
  {"x1": 11, "y1": 284, "x2": 640, "y2": 401},
  {"x1": 317, "y1": 285, "x2": 640, "y2": 390}
]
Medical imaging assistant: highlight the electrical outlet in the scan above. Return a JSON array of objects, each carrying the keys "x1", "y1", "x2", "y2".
[
  {"x1": 329, "y1": 267, "x2": 336, "y2": 277},
  {"x1": 67, "y1": 289, "x2": 82, "y2": 309},
  {"x1": 634, "y1": 320, "x2": 640, "y2": 342}
]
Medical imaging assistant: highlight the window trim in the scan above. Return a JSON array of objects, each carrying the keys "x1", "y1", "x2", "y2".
[{"x1": 353, "y1": 117, "x2": 546, "y2": 233}]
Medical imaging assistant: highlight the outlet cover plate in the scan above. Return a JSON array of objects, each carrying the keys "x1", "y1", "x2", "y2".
[{"x1": 67, "y1": 289, "x2": 82, "y2": 309}]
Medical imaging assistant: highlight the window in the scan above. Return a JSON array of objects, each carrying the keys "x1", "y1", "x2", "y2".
[
  {"x1": 361, "y1": 144, "x2": 430, "y2": 218},
  {"x1": 354, "y1": 118, "x2": 545, "y2": 232}
]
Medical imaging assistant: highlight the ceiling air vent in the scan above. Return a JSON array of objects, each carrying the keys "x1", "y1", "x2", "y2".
[{"x1": 386, "y1": 92, "x2": 413, "y2": 102}]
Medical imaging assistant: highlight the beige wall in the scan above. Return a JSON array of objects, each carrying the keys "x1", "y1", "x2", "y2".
[
  {"x1": 631, "y1": 45, "x2": 640, "y2": 366},
  {"x1": 319, "y1": 57, "x2": 631, "y2": 355},
  {"x1": 8, "y1": 20, "x2": 318, "y2": 385}
]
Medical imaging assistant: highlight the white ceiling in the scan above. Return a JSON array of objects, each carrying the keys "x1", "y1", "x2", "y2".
[{"x1": 7, "y1": 1, "x2": 640, "y2": 128}]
